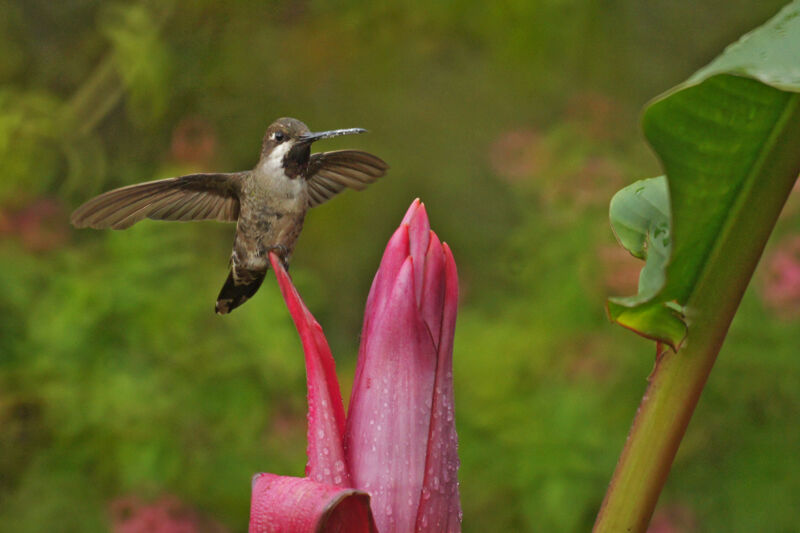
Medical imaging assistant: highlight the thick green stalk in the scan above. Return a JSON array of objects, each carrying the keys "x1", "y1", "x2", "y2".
[{"x1": 594, "y1": 94, "x2": 800, "y2": 532}]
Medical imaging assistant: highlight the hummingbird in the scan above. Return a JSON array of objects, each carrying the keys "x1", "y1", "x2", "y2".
[{"x1": 71, "y1": 117, "x2": 389, "y2": 314}]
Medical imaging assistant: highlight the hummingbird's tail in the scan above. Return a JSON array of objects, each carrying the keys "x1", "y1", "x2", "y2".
[{"x1": 215, "y1": 267, "x2": 266, "y2": 314}]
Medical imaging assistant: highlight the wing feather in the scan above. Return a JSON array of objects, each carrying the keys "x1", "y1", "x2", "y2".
[
  {"x1": 71, "y1": 172, "x2": 245, "y2": 229},
  {"x1": 306, "y1": 150, "x2": 388, "y2": 207}
]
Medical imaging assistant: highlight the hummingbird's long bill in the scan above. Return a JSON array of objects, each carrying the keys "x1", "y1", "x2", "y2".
[{"x1": 298, "y1": 128, "x2": 367, "y2": 145}]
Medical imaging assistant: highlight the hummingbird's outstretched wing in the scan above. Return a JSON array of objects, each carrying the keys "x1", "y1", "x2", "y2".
[
  {"x1": 70, "y1": 172, "x2": 246, "y2": 230},
  {"x1": 305, "y1": 150, "x2": 389, "y2": 207}
]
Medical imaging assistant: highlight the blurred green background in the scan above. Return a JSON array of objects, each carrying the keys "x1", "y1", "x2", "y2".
[{"x1": 2, "y1": 1, "x2": 799, "y2": 531}]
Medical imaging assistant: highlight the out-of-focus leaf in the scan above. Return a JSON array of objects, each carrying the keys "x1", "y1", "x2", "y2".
[
  {"x1": 0, "y1": 88, "x2": 108, "y2": 204},
  {"x1": 60, "y1": 135, "x2": 107, "y2": 199},
  {"x1": 0, "y1": 90, "x2": 61, "y2": 205},
  {"x1": 607, "y1": 176, "x2": 686, "y2": 346},
  {"x1": 99, "y1": 3, "x2": 171, "y2": 125},
  {"x1": 607, "y1": 1, "x2": 800, "y2": 348}
]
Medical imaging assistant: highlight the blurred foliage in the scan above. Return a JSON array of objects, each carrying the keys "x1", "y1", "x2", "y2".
[{"x1": 0, "y1": 1, "x2": 798, "y2": 532}]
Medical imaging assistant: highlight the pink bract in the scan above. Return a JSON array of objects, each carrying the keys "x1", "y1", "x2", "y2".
[{"x1": 249, "y1": 199, "x2": 461, "y2": 533}]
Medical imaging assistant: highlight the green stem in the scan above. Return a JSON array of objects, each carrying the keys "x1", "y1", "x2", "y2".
[
  {"x1": 594, "y1": 93, "x2": 800, "y2": 532},
  {"x1": 593, "y1": 319, "x2": 726, "y2": 532}
]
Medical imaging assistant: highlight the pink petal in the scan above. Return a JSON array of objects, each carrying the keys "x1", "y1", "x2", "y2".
[
  {"x1": 363, "y1": 224, "x2": 410, "y2": 343},
  {"x1": 401, "y1": 198, "x2": 422, "y2": 225},
  {"x1": 346, "y1": 257, "x2": 437, "y2": 533},
  {"x1": 270, "y1": 253, "x2": 350, "y2": 487},
  {"x1": 363, "y1": 199, "x2": 431, "y2": 338},
  {"x1": 406, "y1": 202, "x2": 431, "y2": 306},
  {"x1": 415, "y1": 243, "x2": 462, "y2": 532},
  {"x1": 249, "y1": 474, "x2": 377, "y2": 533},
  {"x1": 420, "y1": 231, "x2": 445, "y2": 348},
  {"x1": 440, "y1": 244, "x2": 459, "y2": 359}
]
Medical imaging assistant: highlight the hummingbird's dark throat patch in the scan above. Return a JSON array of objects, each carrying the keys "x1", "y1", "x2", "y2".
[{"x1": 283, "y1": 143, "x2": 312, "y2": 179}]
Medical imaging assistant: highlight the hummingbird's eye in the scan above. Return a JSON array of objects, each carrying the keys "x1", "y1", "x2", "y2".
[{"x1": 272, "y1": 131, "x2": 285, "y2": 142}]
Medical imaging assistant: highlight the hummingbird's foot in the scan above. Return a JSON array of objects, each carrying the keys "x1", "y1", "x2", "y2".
[{"x1": 266, "y1": 245, "x2": 290, "y2": 271}]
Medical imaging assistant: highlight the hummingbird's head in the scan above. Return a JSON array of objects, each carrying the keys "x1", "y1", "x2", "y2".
[{"x1": 260, "y1": 117, "x2": 366, "y2": 179}]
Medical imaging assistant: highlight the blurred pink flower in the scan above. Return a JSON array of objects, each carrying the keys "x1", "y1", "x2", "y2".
[
  {"x1": 564, "y1": 91, "x2": 622, "y2": 142},
  {"x1": 249, "y1": 199, "x2": 461, "y2": 533},
  {"x1": 170, "y1": 116, "x2": 218, "y2": 169},
  {"x1": 761, "y1": 235, "x2": 800, "y2": 317},
  {"x1": 597, "y1": 243, "x2": 641, "y2": 296},
  {"x1": 647, "y1": 503, "x2": 697, "y2": 533},
  {"x1": 0, "y1": 198, "x2": 69, "y2": 252},
  {"x1": 488, "y1": 127, "x2": 548, "y2": 182},
  {"x1": 110, "y1": 494, "x2": 228, "y2": 533}
]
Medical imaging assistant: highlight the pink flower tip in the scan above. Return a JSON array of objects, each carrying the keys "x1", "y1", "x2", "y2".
[{"x1": 401, "y1": 198, "x2": 424, "y2": 225}]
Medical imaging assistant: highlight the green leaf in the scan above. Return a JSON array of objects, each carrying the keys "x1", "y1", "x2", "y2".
[
  {"x1": 607, "y1": 176, "x2": 686, "y2": 348},
  {"x1": 100, "y1": 4, "x2": 171, "y2": 125},
  {"x1": 607, "y1": 1, "x2": 800, "y2": 348},
  {"x1": 0, "y1": 89, "x2": 62, "y2": 204}
]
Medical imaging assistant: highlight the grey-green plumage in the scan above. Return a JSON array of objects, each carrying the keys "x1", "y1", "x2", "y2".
[{"x1": 71, "y1": 117, "x2": 389, "y2": 314}]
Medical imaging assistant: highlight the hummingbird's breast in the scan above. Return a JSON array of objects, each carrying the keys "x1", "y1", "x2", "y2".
[{"x1": 234, "y1": 163, "x2": 309, "y2": 270}]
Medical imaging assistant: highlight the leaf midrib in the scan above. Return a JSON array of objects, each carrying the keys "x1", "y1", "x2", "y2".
[{"x1": 666, "y1": 84, "x2": 800, "y2": 319}]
